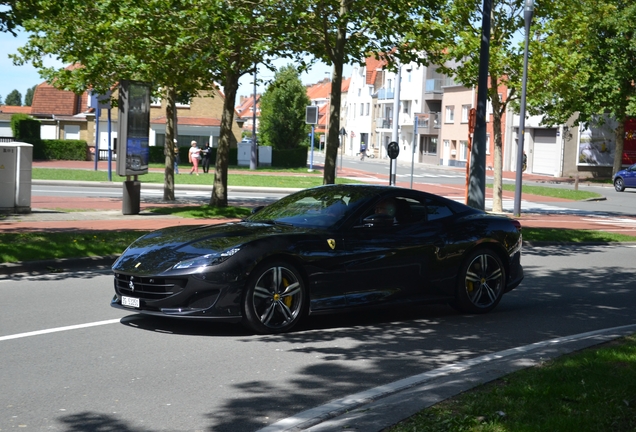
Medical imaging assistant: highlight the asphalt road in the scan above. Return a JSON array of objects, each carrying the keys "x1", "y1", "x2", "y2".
[{"x1": 2, "y1": 244, "x2": 635, "y2": 431}]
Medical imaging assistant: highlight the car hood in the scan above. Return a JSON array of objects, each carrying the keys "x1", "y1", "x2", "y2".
[{"x1": 112, "y1": 221, "x2": 307, "y2": 274}]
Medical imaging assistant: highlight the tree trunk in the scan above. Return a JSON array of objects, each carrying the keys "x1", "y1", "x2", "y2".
[
  {"x1": 490, "y1": 76, "x2": 503, "y2": 213},
  {"x1": 322, "y1": 0, "x2": 347, "y2": 185},
  {"x1": 163, "y1": 87, "x2": 177, "y2": 201},
  {"x1": 211, "y1": 68, "x2": 240, "y2": 207},
  {"x1": 614, "y1": 120, "x2": 625, "y2": 175}
]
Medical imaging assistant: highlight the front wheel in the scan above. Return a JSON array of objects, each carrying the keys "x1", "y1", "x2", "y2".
[
  {"x1": 454, "y1": 249, "x2": 506, "y2": 314},
  {"x1": 614, "y1": 178, "x2": 625, "y2": 192},
  {"x1": 242, "y1": 261, "x2": 306, "y2": 334}
]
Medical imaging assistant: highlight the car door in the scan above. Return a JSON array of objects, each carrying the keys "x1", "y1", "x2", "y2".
[
  {"x1": 340, "y1": 194, "x2": 445, "y2": 307},
  {"x1": 624, "y1": 165, "x2": 636, "y2": 188}
]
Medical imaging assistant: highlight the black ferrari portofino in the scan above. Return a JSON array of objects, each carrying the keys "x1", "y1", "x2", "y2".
[{"x1": 111, "y1": 185, "x2": 523, "y2": 334}]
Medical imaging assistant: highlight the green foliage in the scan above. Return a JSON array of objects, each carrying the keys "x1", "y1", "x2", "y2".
[
  {"x1": 35, "y1": 139, "x2": 87, "y2": 161},
  {"x1": 528, "y1": 0, "x2": 636, "y2": 123},
  {"x1": 24, "y1": 85, "x2": 36, "y2": 106},
  {"x1": 526, "y1": 0, "x2": 636, "y2": 173},
  {"x1": 4, "y1": 89, "x2": 22, "y2": 106},
  {"x1": 259, "y1": 65, "x2": 311, "y2": 150},
  {"x1": 0, "y1": 231, "x2": 147, "y2": 263},
  {"x1": 10, "y1": 113, "x2": 40, "y2": 144},
  {"x1": 287, "y1": 0, "x2": 444, "y2": 184},
  {"x1": 272, "y1": 146, "x2": 308, "y2": 168},
  {"x1": 389, "y1": 334, "x2": 636, "y2": 432}
]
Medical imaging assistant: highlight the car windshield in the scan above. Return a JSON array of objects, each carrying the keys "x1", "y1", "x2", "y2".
[{"x1": 245, "y1": 186, "x2": 373, "y2": 228}]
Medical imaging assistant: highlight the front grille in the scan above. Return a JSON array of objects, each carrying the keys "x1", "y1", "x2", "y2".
[{"x1": 114, "y1": 273, "x2": 187, "y2": 301}]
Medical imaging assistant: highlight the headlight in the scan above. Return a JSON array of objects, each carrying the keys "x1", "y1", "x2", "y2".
[{"x1": 172, "y1": 248, "x2": 240, "y2": 270}]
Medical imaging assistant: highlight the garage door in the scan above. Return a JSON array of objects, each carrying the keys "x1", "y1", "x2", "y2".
[{"x1": 532, "y1": 128, "x2": 558, "y2": 175}]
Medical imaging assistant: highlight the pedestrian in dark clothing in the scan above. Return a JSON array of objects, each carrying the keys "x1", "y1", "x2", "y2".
[{"x1": 201, "y1": 143, "x2": 212, "y2": 173}]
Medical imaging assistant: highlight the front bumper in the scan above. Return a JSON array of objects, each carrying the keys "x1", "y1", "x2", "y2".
[{"x1": 111, "y1": 270, "x2": 244, "y2": 321}]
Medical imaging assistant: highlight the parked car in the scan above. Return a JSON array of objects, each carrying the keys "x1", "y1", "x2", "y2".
[
  {"x1": 111, "y1": 185, "x2": 524, "y2": 334},
  {"x1": 613, "y1": 163, "x2": 636, "y2": 192}
]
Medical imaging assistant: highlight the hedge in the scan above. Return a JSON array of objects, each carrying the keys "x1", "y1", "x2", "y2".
[
  {"x1": 11, "y1": 114, "x2": 41, "y2": 147},
  {"x1": 272, "y1": 146, "x2": 308, "y2": 168},
  {"x1": 31, "y1": 140, "x2": 87, "y2": 161},
  {"x1": 149, "y1": 146, "x2": 307, "y2": 168},
  {"x1": 149, "y1": 146, "x2": 238, "y2": 166}
]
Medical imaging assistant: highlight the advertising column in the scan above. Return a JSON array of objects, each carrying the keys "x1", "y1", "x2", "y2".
[{"x1": 116, "y1": 81, "x2": 151, "y2": 215}]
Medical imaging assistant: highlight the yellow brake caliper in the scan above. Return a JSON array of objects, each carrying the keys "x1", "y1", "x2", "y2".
[{"x1": 282, "y1": 277, "x2": 293, "y2": 307}]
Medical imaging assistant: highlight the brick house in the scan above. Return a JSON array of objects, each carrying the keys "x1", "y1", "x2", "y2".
[{"x1": 1, "y1": 73, "x2": 241, "y2": 159}]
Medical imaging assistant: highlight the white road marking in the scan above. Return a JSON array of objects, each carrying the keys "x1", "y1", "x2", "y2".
[{"x1": 0, "y1": 319, "x2": 121, "y2": 342}]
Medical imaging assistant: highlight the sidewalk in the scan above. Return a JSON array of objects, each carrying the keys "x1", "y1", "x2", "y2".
[{"x1": 1, "y1": 159, "x2": 635, "y2": 237}]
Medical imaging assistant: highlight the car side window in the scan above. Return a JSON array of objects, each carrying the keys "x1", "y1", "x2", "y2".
[{"x1": 426, "y1": 198, "x2": 454, "y2": 221}]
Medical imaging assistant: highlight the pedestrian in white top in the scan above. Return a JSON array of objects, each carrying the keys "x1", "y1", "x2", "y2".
[{"x1": 188, "y1": 140, "x2": 201, "y2": 175}]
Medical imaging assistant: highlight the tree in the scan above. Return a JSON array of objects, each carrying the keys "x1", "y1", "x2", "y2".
[
  {"x1": 5, "y1": 89, "x2": 22, "y2": 106},
  {"x1": 259, "y1": 65, "x2": 311, "y2": 150},
  {"x1": 24, "y1": 85, "x2": 36, "y2": 106},
  {"x1": 424, "y1": 0, "x2": 556, "y2": 212},
  {"x1": 288, "y1": 0, "x2": 443, "y2": 185},
  {"x1": 11, "y1": 0, "x2": 225, "y2": 201},
  {"x1": 201, "y1": 3, "x2": 307, "y2": 207},
  {"x1": 526, "y1": 0, "x2": 636, "y2": 175}
]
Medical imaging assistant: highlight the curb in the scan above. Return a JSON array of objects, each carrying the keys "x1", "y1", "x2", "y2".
[{"x1": 258, "y1": 324, "x2": 636, "y2": 432}]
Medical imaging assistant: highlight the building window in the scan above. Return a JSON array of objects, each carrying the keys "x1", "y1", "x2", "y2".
[
  {"x1": 461, "y1": 105, "x2": 470, "y2": 123},
  {"x1": 365, "y1": 103, "x2": 370, "y2": 116},
  {"x1": 459, "y1": 140, "x2": 469, "y2": 161},
  {"x1": 423, "y1": 137, "x2": 437, "y2": 155},
  {"x1": 445, "y1": 106, "x2": 455, "y2": 123},
  {"x1": 403, "y1": 100, "x2": 410, "y2": 114},
  {"x1": 65, "y1": 125, "x2": 80, "y2": 140},
  {"x1": 360, "y1": 103, "x2": 364, "y2": 116}
]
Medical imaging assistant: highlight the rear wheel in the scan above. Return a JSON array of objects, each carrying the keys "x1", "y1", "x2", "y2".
[
  {"x1": 614, "y1": 178, "x2": 625, "y2": 192},
  {"x1": 242, "y1": 261, "x2": 306, "y2": 334},
  {"x1": 454, "y1": 249, "x2": 505, "y2": 314}
]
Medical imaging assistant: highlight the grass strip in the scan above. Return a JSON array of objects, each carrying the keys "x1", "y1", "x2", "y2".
[
  {"x1": 0, "y1": 227, "x2": 634, "y2": 264},
  {"x1": 32, "y1": 168, "x2": 359, "y2": 188},
  {"x1": 389, "y1": 334, "x2": 636, "y2": 432},
  {"x1": 522, "y1": 227, "x2": 636, "y2": 243},
  {"x1": 0, "y1": 231, "x2": 147, "y2": 263},
  {"x1": 488, "y1": 183, "x2": 602, "y2": 201}
]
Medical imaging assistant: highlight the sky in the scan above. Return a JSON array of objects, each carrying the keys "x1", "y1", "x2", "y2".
[{"x1": 0, "y1": 29, "x2": 350, "y2": 105}]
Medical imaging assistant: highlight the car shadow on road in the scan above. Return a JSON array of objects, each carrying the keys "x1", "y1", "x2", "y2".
[{"x1": 104, "y1": 263, "x2": 636, "y2": 432}]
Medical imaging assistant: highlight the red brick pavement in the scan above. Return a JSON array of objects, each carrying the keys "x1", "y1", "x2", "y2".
[{"x1": 2, "y1": 160, "x2": 634, "y2": 237}]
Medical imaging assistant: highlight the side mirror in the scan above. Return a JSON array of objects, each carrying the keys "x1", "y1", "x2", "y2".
[{"x1": 362, "y1": 213, "x2": 394, "y2": 228}]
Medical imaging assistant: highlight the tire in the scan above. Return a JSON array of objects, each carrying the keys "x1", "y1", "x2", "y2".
[
  {"x1": 614, "y1": 178, "x2": 625, "y2": 192},
  {"x1": 242, "y1": 261, "x2": 306, "y2": 334},
  {"x1": 454, "y1": 249, "x2": 506, "y2": 314}
]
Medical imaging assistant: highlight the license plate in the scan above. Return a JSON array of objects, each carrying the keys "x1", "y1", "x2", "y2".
[{"x1": 121, "y1": 296, "x2": 140, "y2": 308}]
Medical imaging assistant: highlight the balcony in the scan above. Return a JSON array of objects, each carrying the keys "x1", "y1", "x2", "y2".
[
  {"x1": 416, "y1": 112, "x2": 441, "y2": 135},
  {"x1": 376, "y1": 118, "x2": 393, "y2": 129},
  {"x1": 374, "y1": 88, "x2": 394, "y2": 100},
  {"x1": 424, "y1": 77, "x2": 457, "y2": 101}
]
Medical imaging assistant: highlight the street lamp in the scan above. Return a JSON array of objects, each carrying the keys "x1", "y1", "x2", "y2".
[{"x1": 513, "y1": 0, "x2": 535, "y2": 216}]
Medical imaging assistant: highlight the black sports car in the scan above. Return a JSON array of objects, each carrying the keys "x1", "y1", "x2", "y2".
[{"x1": 111, "y1": 184, "x2": 523, "y2": 334}]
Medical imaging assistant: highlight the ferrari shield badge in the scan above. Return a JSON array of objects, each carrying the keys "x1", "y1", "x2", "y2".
[{"x1": 327, "y1": 239, "x2": 336, "y2": 250}]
